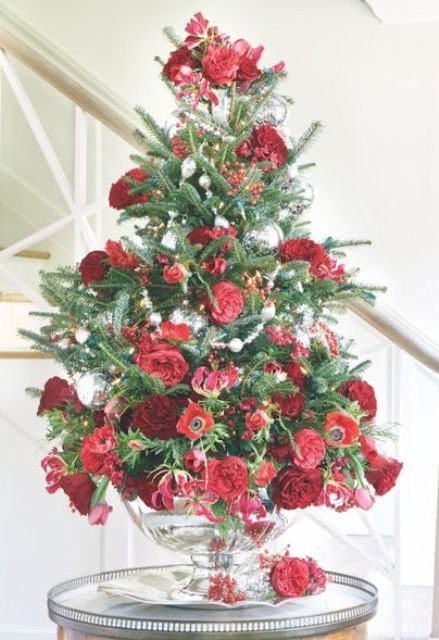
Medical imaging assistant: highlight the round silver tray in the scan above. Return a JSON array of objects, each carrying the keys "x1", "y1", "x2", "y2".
[{"x1": 48, "y1": 564, "x2": 378, "y2": 639}]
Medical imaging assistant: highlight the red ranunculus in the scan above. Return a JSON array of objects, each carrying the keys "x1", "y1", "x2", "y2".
[
  {"x1": 163, "y1": 47, "x2": 197, "y2": 85},
  {"x1": 160, "y1": 321, "x2": 193, "y2": 342},
  {"x1": 339, "y1": 380, "x2": 377, "y2": 422},
  {"x1": 245, "y1": 410, "x2": 270, "y2": 432},
  {"x1": 273, "y1": 393, "x2": 304, "y2": 419},
  {"x1": 105, "y1": 240, "x2": 139, "y2": 270},
  {"x1": 176, "y1": 402, "x2": 214, "y2": 440},
  {"x1": 323, "y1": 412, "x2": 360, "y2": 448},
  {"x1": 203, "y1": 257, "x2": 228, "y2": 276},
  {"x1": 292, "y1": 428, "x2": 326, "y2": 470},
  {"x1": 365, "y1": 454, "x2": 403, "y2": 496},
  {"x1": 202, "y1": 45, "x2": 240, "y2": 85},
  {"x1": 80, "y1": 425, "x2": 118, "y2": 476},
  {"x1": 272, "y1": 466, "x2": 323, "y2": 509},
  {"x1": 206, "y1": 456, "x2": 249, "y2": 500},
  {"x1": 79, "y1": 250, "x2": 109, "y2": 285},
  {"x1": 206, "y1": 280, "x2": 244, "y2": 325},
  {"x1": 270, "y1": 557, "x2": 310, "y2": 597},
  {"x1": 163, "y1": 263, "x2": 187, "y2": 284},
  {"x1": 283, "y1": 362, "x2": 306, "y2": 390},
  {"x1": 131, "y1": 395, "x2": 180, "y2": 439},
  {"x1": 108, "y1": 168, "x2": 149, "y2": 210},
  {"x1": 135, "y1": 343, "x2": 189, "y2": 386},
  {"x1": 254, "y1": 461, "x2": 277, "y2": 487},
  {"x1": 60, "y1": 473, "x2": 96, "y2": 515},
  {"x1": 37, "y1": 376, "x2": 81, "y2": 415}
]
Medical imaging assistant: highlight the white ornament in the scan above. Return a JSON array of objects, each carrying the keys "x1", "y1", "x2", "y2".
[
  {"x1": 75, "y1": 328, "x2": 90, "y2": 345},
  {"x1": 228, "y1": 338, "x2": 243, "y2": 353},
  {"x1": 214, "y1": 214, "x2": 229, "y2": 228},
  {"x1": 242, "y1": 221, "x2": 284, "y2": 254},
  {"x1": 161, "y1": 230, "x2": 177, "y2": 250},
  {"x1": 181, "y1": 157, "x2": 197, "y2": 179},
  {"x1": 76, "y1": 370, "x2": 110, "y2": 408},
  {"x1": 149, "y1": 312, "x2": 162, "y2": 327},
  {"x1": 261, "y1": 302, "x2": 276, "y2": 322},
  {"x1": 287, "y1": 163, "x2": 299, "y2": 180},
  {"x1": 168, "y1": 210, "x2": 179, "y2": 221},
  {"x1": 198, "y1": 174, "x2": 212, "y2": 189}
]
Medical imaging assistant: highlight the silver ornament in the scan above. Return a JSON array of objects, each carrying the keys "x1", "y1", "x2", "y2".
[
  {"x1": 242, "y1": 220, "x2": 284, "y2": 254},
  {"x1": 168, "y1": 210, "x2": 179, "y2": 221},
  {"x1": 281, "y1": 175, "x2": 314, "y2": 214},
  {"x1": 287, "y1": 163, "x2": 299, "y2": 180},
  {"x1": 181, "y1": 157, "x2": 197, "y2": 179},
  {"x1": 149, "y1": 312, "x2": 162, "y2": 327},
  {"x1": 198, "y1": 174, "x2": 212, "y2": 189},
  {"x1": 164, "y1": 115, "x2": 181, "y2": 138},
  {"x1": 261, "y1": 302, "x2": 276, "y2": 322},
  {"x1": 76, "y1": 370, "x2": 110, "y2": 408},
  {"x1": 214, "y1": 214, "x2": 229, "y2": 228},
  {"x1": 169, "y1": 307, "x2": 207, "y2": 335},
  {"x1": 256, "y1": 95, "x2": 289, "y2": 127},
  {"x1": 75, "y1": 328, "x2": 90, "y2": 345},
  {"x1": 228, "y1": 338, "x2": 243, "y2": 353},
  {"x1": 161, "y1": 230, "x2": 177, "y2": 250}
]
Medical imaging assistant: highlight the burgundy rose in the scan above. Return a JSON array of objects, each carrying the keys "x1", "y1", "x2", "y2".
[
  {"x1": 271, "y1": 557, "x2": 310, "y2": 597},
  {"x1": 206, "y1": 280, "x2": 244, "y2": 325},
  {"x1": 37, "y1": 376, "x2": 81, "y2": 415},
  {"x1": 272, "y1": 466, "x2": 324, "y2": 509},
  {"x1": 283, "y1": 362, "x2": 306, "y2": 390},
  {"x1": 79, "y1": 250, "x2": 109, "y2": 286},
  {"x1": 365, "y1": 454, "x2": 402, "y2": 496},
  {"x1": 339, "y1": 380, "x2": 377, "y2": 422},
  {"x1": 279, "y1": 239, "x2": 331, "y2": 278},
  {"x1": 163, "y1": 46, "x2": 197, "y2": 86},
  {"x1": 135, "y1": 344, "x2": 189, "y2": 386},
  {"x1": 60, "y1": 473, "x2": 96, "y2": 515},
  {"x1": 237, "y1": 125, "x2": 288, "y2": 171},
  {"x1": 292, "y1": 428, "x2": 326, "y2": 470},
  {"x1": 131, "y1": 395, "x2": 180, "y2": 439},
  {"x1": 273, "y1": 392, "x2": 304, "y2": 419},
  {"x1": 136, "y1": 473, "x2": 167, "y2": 510},
  {"x1": 108, "y1": 168, "x2": 149, "y2": 210},
  {"x1": 206, "y1": 456, "x2": 249, "y2": 500},
  {"x1": 202, "y1": 45, "x2": 240, "y2": 85},
  {"x1": 188, "y1": 225, "x2": 237, "y2": 253}
]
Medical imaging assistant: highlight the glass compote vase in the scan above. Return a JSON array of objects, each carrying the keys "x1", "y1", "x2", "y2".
[{"x1": 124, "y1": 496, "x2": 288, "y2": 600}]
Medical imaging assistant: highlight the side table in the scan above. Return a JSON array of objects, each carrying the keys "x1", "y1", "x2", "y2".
[{"x1": 49, "y1": 566, "x2": 378, "y2": 640}]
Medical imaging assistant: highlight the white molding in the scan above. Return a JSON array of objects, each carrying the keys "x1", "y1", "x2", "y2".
[{"x1": 364, "y1": 0, "x2": 439, "y2": 23}]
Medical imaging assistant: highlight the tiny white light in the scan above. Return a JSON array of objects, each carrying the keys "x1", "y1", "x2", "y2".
[
  {"x1": 149, "y1": 312, "x2": 162, "y2": 326},
  {"x1": 228, "y1": 338, "x2": 243, "y2": 353},
  {"x1": 75, "y1": 328, "x2": 90, "y2": 345}
]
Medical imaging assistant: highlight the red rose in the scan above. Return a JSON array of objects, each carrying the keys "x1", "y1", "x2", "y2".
[
  {"x1": 131, "y1": 395, "x2": 179, "y2": 439},
  {"x1": 109, "y1": 168, "x2": 149, "y2": 210},
  {"x1": 272, "y1": 466, "x2": 323, "y2": 509},
  {"x1": 284, "y1": 362, "x2": 306, "y2": 390},
  {"x1": 268, "y1": 435, "x2": 292, "y2": 463},
  {"x1": 273, "y1": 393, "x2": 304, "y2": 419},
  {"x1": 339, "y1": 380, "x2": 377, "y2": 422},
  {"x1": 105, "y1": 240, "x2": 139, "y2": 270},
  {"x1": 323, "y1": 412, "x2": 359, "y2": 448},
  {"x1": 135, "y1": 343, "x2": 189, "y2": 386},
  {"x1": 245, "y1": 410, "x2": 270, "y2": 432},
  {"x1": 279, "y1": 239, "x2": 332, "y2": 278},
  {"x1": 188, "y1": 225, "x2": 237, "y2": 253},
  {"x1": 292, "y1": 428, "x2": 326, "y2": 470},
  {"x1": 206, "y1": 456, "x2": 249, "y2": 500},
  {"x1": 235, "y1": 139, "x2": 252, "y2": 158},
  {"x1": 202, "y1": 45, "x2": 240, "y2": 85},
  {"x1": 163, "y1": 263, "x2": 187, "y2": 284},
  {"x1": 206, "y1": 280, "x2": 244, "y2": 325},
  {"x1": 163, "y1": 47, "x2": 197, "y2": 86},
  {"x1": 60, "y1": 473, "x2": 96, "y2": 515},
  {"x1": 184, "y1": 448, "x2": 205, "y2": 473},
  {"x1": 365, "y1": 454, "x2": 402, "y2": 496},
  {"x1": 237, "y1": 125, "x2": 288, "y2": 171},
  {"x1": 237, "y1": 56, "x2": 262, "y2": 86},
  {"x1": 254, "y1": 461, "x2": 277, "y2": 487},
  {"x1": 271, "y1": 557, "x2": 310, "y2": 597},
  {"x1": 37, "y1": 376, "x2": 81, "y2": 415},
  {"x1": 79, "y1": 250, "x2": 109, "y2": 286},
  {"x1": 160, "y1": 321, "x2": 193, "y2": 342},
  {"x1": 203, "y1": 257, "x2": 228, "y2": 276},
  {"x1": 176, "y1": 402, "x2": 214, "y2": 440}
]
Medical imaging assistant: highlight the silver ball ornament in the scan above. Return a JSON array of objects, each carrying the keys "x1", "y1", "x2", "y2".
[
  {"x1": 164, "y1": 115, "x2": 181, "y2": 138},
  {"x1": 75, "y1": 328, "x2": 90, "y2": 345},
  {"x1": 76, "y1": 370, "x2": 110, "y2": 408},
  {"x1": 198, "y1": 174, "x2": 212, "y2": 189},
  {"x1": 282, "y1": 175, "x2": 314, "y2": 214},
  {"x1": 256, "y1": 95, "x2": 289, "y2": 127},
  {"x1": 228, "y1": 338, "x2": 243, "y2": 353},
  {"x1": 161, "y1": 230, "x2": 177, "y2": 250},
  {"x1": 169, "y1": 307, "x2": 207, "y2": 335},
  {"x1": 242, "y1": 220, "x2": 284, "y2": 254},
  {"x1": 214, "y1": 214, "x2": 229, "y2": 228},
  {"x1": 181, "y1": 157, "x2": 197, "y2": 179}
]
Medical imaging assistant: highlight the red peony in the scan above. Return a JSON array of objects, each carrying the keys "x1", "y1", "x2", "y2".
[
  {"x1": 279, "y1": 238, "x2": 331, "y2": 276},
  {"x1": 202, "y1": 45, "x2": 240, "y2": 85},
  {"x1": 271, "y1": 557, "x2": 310, "y2": 597},
  {"x1": 160, "y1": 321, "x2": 192, "y2": 342},
  {"x1": 163, "y1": 46, "x2": 197, "y2": 86},
  {"x1": 80, "y1": 425, "x2": 118, "y2": 476},
  {"x1": 131, "y1": 395, "x2": 180, "y2": 440},
  {"x1": 284, "y1": 361, "x2": 307, "y2": 390},
  {"x1": 236, "y1": 125, "x2": 288, "y2": 171},
  {"x1": 206, "y1": 280, "x2": 244, "y2": 324},
  {"x1": 272, "y1": 466, "x2": 323, "y2": 509},
  {"x1": 323, "y1": 412, "x2": 360, "y2": 448},
  {"x1": 365, "y1": 454, "x2": 403, "y2": 496},
  {"x1": 105, "y1": 240, "x2": 139, "y2": 270},
  {"x1": 203, "y1": 257, "x2": 228, "y2": 276},
  {"x1": 292, "y1": 428, "x2": 326, "y2": 470},
  {"x1": 339, "y1": 380, "x2": 377, "y2": 422},
  {"x1": 37, "y1": 376, "x2": 81, "y2": 415},
  {"x1": 60, "y1": 473, "x2": 96, "y2": 515},
  {"x1": 254, "y1": 461, "x2": 277, "y2": 487},
  {"x1": 163, "y1": 263, "x2": 187, "y2": 284},
  {"x1": 135, "y1": 343, "x2": 189, "y2": 386},
  {"x1": 273, "y1": 393, "x2": 304, "y2": 420},
  {"x1": 108, "y1": 168, "x2": 149, "y2": 210},
  {"x1": 176, "y1": 402, "x2": 214, "y2": 440},
  {"x1": 79, "y1": 250, "x2": 109, "y2": 286},
  {"x1": 206, "y1": 456, "x2": 249, "y2": 500}
]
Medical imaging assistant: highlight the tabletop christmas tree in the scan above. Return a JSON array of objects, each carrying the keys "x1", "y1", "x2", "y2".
[{"x1": 24, "y1": 13, "x2": 402, "y2": 600}]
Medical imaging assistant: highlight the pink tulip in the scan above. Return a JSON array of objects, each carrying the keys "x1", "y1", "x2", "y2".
[{"x1": 88, "y1": 503, "x2": 112, "y2": 526}]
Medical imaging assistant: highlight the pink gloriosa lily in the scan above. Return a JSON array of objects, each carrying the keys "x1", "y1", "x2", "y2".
[{"x1": 191, "y1": 365, "x2": 239, "y2": 398}]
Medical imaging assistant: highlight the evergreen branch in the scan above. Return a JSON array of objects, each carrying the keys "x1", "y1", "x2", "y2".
[
  {"x1": 134, "y1": 105, "x2": 173, "y2": 149},
  {"x1": 132, "y1": 129, "x2": 174, "y2": 160},
  {"x1": 163, "y1": 26, "x2": 183, "y2": 48},
  {"x1": 294, "y1": 121, "x2": 323, "y2": 158}
]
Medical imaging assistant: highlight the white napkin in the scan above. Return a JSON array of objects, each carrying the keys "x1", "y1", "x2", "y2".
[{"x1": 99, "y1": 566, "x2": 192, "y2": 603}]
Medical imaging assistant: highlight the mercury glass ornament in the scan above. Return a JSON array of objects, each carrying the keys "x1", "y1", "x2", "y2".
[
  {"x1": 76, "y1": 370, "x2": 110, "y2": 408},
  {"x1": 74, "y1": 328, "x2": 90, "y2": 345},
  {"x1": 261, "y1": 302, "x2": 276, "y2": 322},
  {"x1": 256, "y1": 95, "x2": 289, "y2": 127},
  {"x1": 169, "y1": 307, "x2": 207, "y2": 335},
  {"x1": 164, "y1": 115, "x2": 181, "y2": 138},
  {"x1": 242, "y1": 220, "x2": 284, "y2": 254},
  {"x1": 198, "y1": 174, "x2": 211, "y2": 190},
  {"x1": 181, "y1": 157, "x2": 197, "y2": 179},
  {"x1": 284, "y1": 175, "x2": 314, "y2": 213},
  {"x1": 161, "y1": 230, "x2": 177, "y2": 250}
]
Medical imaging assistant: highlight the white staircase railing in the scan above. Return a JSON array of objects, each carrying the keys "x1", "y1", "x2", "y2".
[{"x1": 1, "y1": 5, "x2": 439, "y2": 639}]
